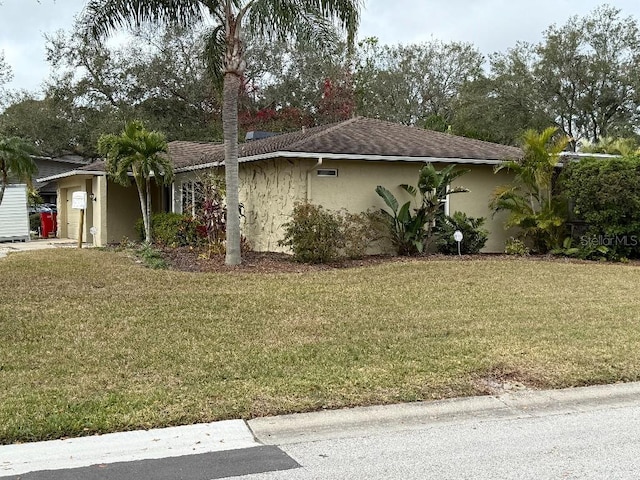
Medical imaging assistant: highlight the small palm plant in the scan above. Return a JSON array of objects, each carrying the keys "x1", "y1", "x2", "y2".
[
  {"x1": 98, "y1": 121, "x2": 173, "y2": 244},
  {"x1": 490, "y1": 127, "x2": 569, "y2": 252},
  {"x1": 376, "y1": 163, "x2": 469, "y2": 255}
]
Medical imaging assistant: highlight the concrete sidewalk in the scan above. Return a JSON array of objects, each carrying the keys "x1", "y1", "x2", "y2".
[
  {"x1": 1, "y1": 421, "x2": 260, "y2": 477},
  {"x1": 0, "y1": 238, "x2": 91, "y2": 259},
  {"x1": 2, "y1": 381, "x2": 640, "y2": 478}
]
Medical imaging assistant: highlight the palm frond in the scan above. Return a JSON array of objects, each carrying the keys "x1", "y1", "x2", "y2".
[
  {"x1": 246, "y1": 0, "x2": 360, "y2": 49},
  {"x1": 82, "y1": 0, "x2": 208, "y2": 39},
  {"x1": 201, "y1": 24, "x2": 226, "y2": 87}
]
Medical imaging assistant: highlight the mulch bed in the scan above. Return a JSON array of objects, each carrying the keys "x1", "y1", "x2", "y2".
[
  {"x1": 158, "y1": 247, "x2": 640, "y2": 274},
  {"x1": 159, "y1": 247, "x2": 409, "y2": 273}
]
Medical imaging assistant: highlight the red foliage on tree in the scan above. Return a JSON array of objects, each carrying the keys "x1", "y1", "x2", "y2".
[
  {"x1": 317, "y1": 71, "x2": 355, "y2": 124},
  {"x1": 239, "y1": 106, "x2": 314, "y2": 133}
]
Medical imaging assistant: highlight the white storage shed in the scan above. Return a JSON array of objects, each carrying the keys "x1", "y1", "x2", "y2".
[{"x1": 0, "y1": 184, "x2": 30, "y2": 242}]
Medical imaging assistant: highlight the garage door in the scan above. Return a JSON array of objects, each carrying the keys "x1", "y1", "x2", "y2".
[{"x1": 66, "y1": 187, "x2": 81, "y2": 240}]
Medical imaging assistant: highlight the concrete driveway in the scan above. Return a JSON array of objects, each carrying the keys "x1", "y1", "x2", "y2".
[{"x1": 0, "y1": 238, "x2": 91, "y2": 259}]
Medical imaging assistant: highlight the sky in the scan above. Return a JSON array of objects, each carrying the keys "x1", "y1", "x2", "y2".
[{"x1": 1, "y1": 0, "x2": 640, "y2": 94}]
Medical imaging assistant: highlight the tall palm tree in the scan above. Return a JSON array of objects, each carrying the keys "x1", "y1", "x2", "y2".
[
  {"x1": 82, "y1": 0, "x2": 361, "y2": 265},
  {"x1": 97, "y1": 120, "x2": 173, "y2": 244},
  {"x1": 0, "y1": 135, "x2": 37, "y2": 207},
  {"x1": 491, "y1": 127, "x2": 570, "y2": 252}
]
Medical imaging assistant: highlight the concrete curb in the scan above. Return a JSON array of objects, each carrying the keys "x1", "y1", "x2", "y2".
[
  {"x1": 248, "y1": 381, "x2": 640, "y2": 445},
  {"x1": 0, "y1": 420, "x2": 259, "y2": 477},
  {"x1": 2, "y1": 382, "x2": 639, "y2": 477}
]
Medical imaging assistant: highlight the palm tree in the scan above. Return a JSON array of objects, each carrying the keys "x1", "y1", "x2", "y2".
[
  {"x1": 490, "y1": 127, "x2": 570, "y2": 252},
  {"x1": 580, "y1": 136, "x2": 639, "y2": 156},
  {"x1": 0, "y1": 135, "x2": 37, "y2": 207},
  {"x1": 97, "y1": 120, "x2": 173, "y2": 244},
  {"x1": 82, "y1": 0, "x2": 361, "y2": 265}
]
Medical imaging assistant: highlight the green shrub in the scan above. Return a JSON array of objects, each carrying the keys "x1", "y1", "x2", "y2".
[
  {"x1": 279, "y1": 203, "x2": 343, "y2": 263},
  {"x1": 29, "y1": 213, "x2": 41, "y2": 232},
  {"x1": 376, "y1": 163, "x2": 469, "y2": 255},
  {"x1": 436, "y1": 212, "x2": 488, "y2": 255},
  {"x1": 137, "y1": 244, "x2": 167, "y2": 269},
  {"x1": 504, "y1": 237, "x2": 530, "y2": 256},
  {"x1": 136, "y1": 212, "x2": 202, "y2": 247},
  {"x1": 562, "y1": 155, "x2": 640, "y2": 259},
  {"x1": 339, "y1": 210, "x2": 388, "y2": 259}
]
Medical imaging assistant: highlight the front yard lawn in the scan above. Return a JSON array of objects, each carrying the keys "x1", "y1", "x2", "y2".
[{"x1": 1, "y1": 249, "x2": 639, "y2": 444}]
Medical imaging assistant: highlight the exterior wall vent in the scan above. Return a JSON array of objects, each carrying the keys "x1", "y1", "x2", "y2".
[{"x1": 317, "y1": 169, "x2": 338, "y2": 177}]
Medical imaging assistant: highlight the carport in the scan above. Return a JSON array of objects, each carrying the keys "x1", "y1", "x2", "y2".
[{"x1": 38, "y1": 166, "x2": 168, "y2": 246}]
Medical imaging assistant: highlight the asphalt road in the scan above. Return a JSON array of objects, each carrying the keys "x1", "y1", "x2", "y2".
[{"x1": 241, "y1": 387, "x2": 640, "y2": 479}]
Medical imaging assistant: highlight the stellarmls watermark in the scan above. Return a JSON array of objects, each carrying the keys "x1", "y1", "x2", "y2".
[{"x1": 581, "y1": 235, "x2": 639, "y2": 247}]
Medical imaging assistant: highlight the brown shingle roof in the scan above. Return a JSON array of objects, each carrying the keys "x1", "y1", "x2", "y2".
[
  {"x1": 172, "y1": 117, "x2": 522, "y2": 172},
  {"x1": 167, "y1": 141, "x2": 225, "y2": 170},
  {"x1": 74, "y1": 142, "x2": 225, "y2": 173},
  {"x1": 69, "y1": 117, "x2": 523, "y2": 175}
]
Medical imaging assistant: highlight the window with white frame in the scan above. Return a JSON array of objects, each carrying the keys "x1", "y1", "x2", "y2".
[
  {"x1": 181, "y1": 181, "x2": 204, "y2": 217},
  {"x1": 442, "y1": 189, "x2": 450, "y2": 216}
]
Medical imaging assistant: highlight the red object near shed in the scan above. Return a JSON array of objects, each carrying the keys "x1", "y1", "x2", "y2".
[{"x1": 40, "y1": 212, "x2": 57, "y2": 238}]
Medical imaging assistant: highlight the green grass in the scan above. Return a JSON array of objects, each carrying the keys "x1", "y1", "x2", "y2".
[{"x1": 1, "y1": 249, "x2": 640, "y2": 444}]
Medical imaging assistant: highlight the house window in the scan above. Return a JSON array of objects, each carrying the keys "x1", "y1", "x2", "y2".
[
  {"x1": 317, "y1": 168, "x2": 338, "y2": 177},
  {"x1": 181, "y1": 181, "x2": 204, "y2": 217}
]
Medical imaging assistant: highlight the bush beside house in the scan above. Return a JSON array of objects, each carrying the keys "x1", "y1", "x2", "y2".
[{"x1": 562, "y1": 155, "x2": 640, "y2": 260}]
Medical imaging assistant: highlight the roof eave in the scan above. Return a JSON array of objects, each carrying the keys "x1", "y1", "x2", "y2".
[
  {"x1": 174, "y1": 151, "x2": 507, "y2": 173},
  {"x1": 175, "y1": 161, "x2": 224, "y2": 174},
  {"x1": 37, "y1": 170, "x2": 106, "y2": 183}
]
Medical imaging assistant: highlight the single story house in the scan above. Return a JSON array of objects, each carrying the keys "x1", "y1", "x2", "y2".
[{"x1": 39, "y1": 117, "x2": 522, "y2": 252}]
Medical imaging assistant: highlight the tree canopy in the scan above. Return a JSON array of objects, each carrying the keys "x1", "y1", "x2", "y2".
[
  {"x1": 3, "y1": 4, "x2": 640, "y2": 158},
  {"x1": 0, "y1": 135, "x2": 37, "y2": 206}
]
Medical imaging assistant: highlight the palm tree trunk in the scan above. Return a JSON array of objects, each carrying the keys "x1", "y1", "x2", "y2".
[
  {"x1": 146, "y1": 177, "x2": 152, "y2": 244},
  {"x1": 223, "y1": 72, "x2": 242, "y2": 265},
  {"x1": 135, "y1": 177, "x2": 149, "y2": 244},
  {"x1": 0, "y1": 161, "x2": 9, "y2": 206}
]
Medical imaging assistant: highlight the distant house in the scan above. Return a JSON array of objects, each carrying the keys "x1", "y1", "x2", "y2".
[
  {"x1": 32, "y1": 155, "x2": 92, "y2": 205},
  {"x1": 40, "y1": 117, "x2": 522, "y2": 252}
]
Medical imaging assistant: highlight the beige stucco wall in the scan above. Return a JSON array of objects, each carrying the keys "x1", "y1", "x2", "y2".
[
  {"x1": 174, "y1": 159, "x2": 516, "y2": 254},
  {"x1": 239, "y1": 159, "x2": 308, "y2": 251},
  {"x1": 91, "y1": 176, "x2": 108, "y2": 246},
  {"x1": 308, "y1": 159, "x2": 422, "y2": 214},
  {"x1": 174, "y1": 160, "x2": 307, "y2": 252},
  {"x1": 308, "y1": 159, "x2": 515, "y2": 253},
  {"x1": 57, "y1": 175, "x2": 166, "y2": 246},
  {"x1": 106, "y1": 181, "x2": 143, "y2": 243},
  {"x1": 450, "y1": 165, "x2": 517, "y2": 253},
  {"x1": 57, "y1": 175, "x2": 96, "y2": 244}
]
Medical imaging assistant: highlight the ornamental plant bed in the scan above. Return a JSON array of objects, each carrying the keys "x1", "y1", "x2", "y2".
[{"x1": 158, "y1": 246, "x2": 640, "y2": 274}]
